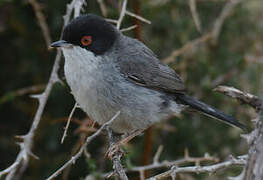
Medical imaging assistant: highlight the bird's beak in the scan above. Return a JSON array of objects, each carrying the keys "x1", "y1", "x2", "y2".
[{"x1": 50, "y1": 40, "x2": 72, "y2": 48}]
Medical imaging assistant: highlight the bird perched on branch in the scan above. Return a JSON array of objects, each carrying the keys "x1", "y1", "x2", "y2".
[{"x1": 51, "y1": 14, "x2": 246, "y2": 135}]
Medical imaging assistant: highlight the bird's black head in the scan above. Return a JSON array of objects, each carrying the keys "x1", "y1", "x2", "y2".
[{"x1": 61, "y1": 14, "x2": 118, "y2": 55}]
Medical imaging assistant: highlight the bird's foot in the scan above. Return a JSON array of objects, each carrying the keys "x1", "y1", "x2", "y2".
[{"x1": 106, "y1": 129, "x2": 144, "y2": 159}]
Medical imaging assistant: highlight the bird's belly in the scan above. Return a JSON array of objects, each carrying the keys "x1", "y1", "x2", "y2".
[{"x1": 64, "y1": 58, "x2": 184, "y2": 133}]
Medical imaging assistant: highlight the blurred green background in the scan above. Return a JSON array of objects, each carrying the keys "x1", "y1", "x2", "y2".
[{"x1": 0, "y1": 0, "x2": 262, "y2": 179}]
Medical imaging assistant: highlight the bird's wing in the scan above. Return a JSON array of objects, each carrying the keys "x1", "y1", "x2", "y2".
[{"x1": 116, "y1": 39, "x2": 185, "y2": 93}]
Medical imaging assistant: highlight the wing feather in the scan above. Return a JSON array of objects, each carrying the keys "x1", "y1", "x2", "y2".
[{"x1": 116, "y1": 37, "x2": 185, "y2": 93}]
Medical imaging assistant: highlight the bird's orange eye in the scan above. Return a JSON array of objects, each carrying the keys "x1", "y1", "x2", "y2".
[{"x1": 81, "y1": 35, "x2": 92, "y2": 46}]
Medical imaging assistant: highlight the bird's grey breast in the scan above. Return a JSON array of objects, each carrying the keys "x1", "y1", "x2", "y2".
[
  {"x1": 61, "y1": 42, "x2": 184, "y2": 133},
  {"x1": 62, "y1": 46, "x2": 117, "y2": 124}
]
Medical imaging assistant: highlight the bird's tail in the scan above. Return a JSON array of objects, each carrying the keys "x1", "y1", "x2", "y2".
[{"x1": 176, "y1": 94, "x2": 247, "y2": 131}]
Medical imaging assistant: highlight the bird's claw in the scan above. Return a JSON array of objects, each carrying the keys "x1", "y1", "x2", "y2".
[{"x1": 106, "y1": 143, "x2": 125, "y2": 160}]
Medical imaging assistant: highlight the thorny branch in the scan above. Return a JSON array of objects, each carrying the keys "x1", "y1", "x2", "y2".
[
  {"x1": 2, "y1": 0, "x2": 256, "y2": 180},
  {"x1": 214, "y1": 86, "x2": 263, "y2": 111},
  {"x1": 244, "y1": 106, "x2": 263, "y2": 180},
  {"x1": 1, "y1": 0, "x2": 151, "y2": 179},
  {"x1": 147, "y1": 155, "x2": 247, "y2": 180},
  {"x1": 163, "y1": 33, "x2": 211, "y2": 64},
  {"x1": 211, "y1": 0, "x2": 244, "y2": 44},
  {"x1": 163, "y1": 0, "x2": 244, "y2": 64},
  {"x1": 0, "y1": 84, "x2": 45, "y2": 104},
  {"x1": 3, "y1": 51, "x2": 62, "y2": 180},
  {"x1": 100, "y1": 146, "x2": 219, "y2": 179},
  {"x1": 189, "y1": 0, "x2": 202, "y2": 33},
  {"x1": 46, "y1": 111, "x2": 120, "y2": 180},
  {"x1": 106, "y1": 127, "x2": 129, "y2": 180},
  {"x1": 215, "y1": 85, "x2": 263, "y2": 180},
  {"x1": 116, "y1": 0, "x2": 127, "y2": 30},
  {"x1": 0, "y1": 0, "x2": 87, "y2": 179}
]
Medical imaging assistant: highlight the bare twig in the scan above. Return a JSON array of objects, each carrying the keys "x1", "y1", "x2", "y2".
[
  {"x1": 72, "y1": 0, "x2": 86, "y2": 19},
  {"x1": 153, "y1": 145, "x2": 164, "y2": 164},
  {"x1": 0, "y1": 162, "x2": 19, "y2": 178},
  {"x1": 105, "y1": 18, "x2": 118, "y2": 24},
  {"x1": 214, "y1": 86, "x2": 263, "y2": 111},
  {"x1": 0, "y1": 84, "x2": 45, "y2": 104},
  {"x1": 101, "y1": 148, "x2": 219, "y2": 178},
  {"x1": 213, "y1": 86, "x2": 263, "y2": 179},
  {"x1": 4, "y1": 51, "x2": 62, "y2": 180},
  {"x1": 212, "y1": 68, "x2": 238, "y2": 88},
  {"x1": 116, "y1": 0, "x2": 128, "y2": 30},
  {"x1": 125, "y1": 10, "x2": 151, "y2": 24},
  {"x1": 28, "y1": 0, "x2": 52, "y2": 49},
  {"x1": 61, "y1": 102, "x2": 79, "y2": 144},
  {"x1": 211, "y1": 0, "x2": 243, "y2": 44},
  {"x1": 97, "y1": 0, "x2": 107, "y2": 16},
  {"x1": 189, "y1": 0, "x2": 202, "y2": 33},
  {"x1": 46, "y1": 111, "x2": 120, "y2": 180},
  {"x1": 0, "y1": 0, "x2": 87, "y2": 179},
  {"x1": 244, "y1": 106, "x2": 263, "y2": 179},
  {"x1": 163, "y1": 33, "x2": 212, "y2": 64},
  {"x1": 163, "y1": 0, "x2": 244, "y2": 63},
  {"x1": 120, "y1": 25, "x2": 137, "y2": 32},
  {"x1": 147, "y1": 155, "x2": 247, "y2": 180}
]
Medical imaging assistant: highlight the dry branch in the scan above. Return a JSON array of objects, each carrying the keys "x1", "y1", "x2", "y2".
[
  {"x1": 189, "y1": 0, "x2": 202, "y2": 33},
  {"x1": 163, "y1": 33, "x2": 212, "y2": 64},
  {"x1": 100, "y1": 147, "x2": 219, "y2": 179},
  {"x1": 147, "y1": 155, "x2": 247, "y2": 180},
  {"x1": 211, "y1": 0, "x2": 243, "y2": 44},
  {"x1": 244, "y1": 107, "x2": 263, "y2": 180},
  {"x1": 163, "y1": 0, "x2": 243, "y2": 63},
  {"x1": 3, "y1": 51, "x2": 62, "y2": 180},
  {"x1": 61, "y1": 102, "x2": 79, "y2": 144},
  {"x1": 214, "y1": 86, "x2": 263, "y2": 111},
  {"x1": 0, "y1": 0, "x2": 87, "y2": 179},
  {"x1": 214, "y1": 85, "x2": 263, "y2": 179},
  {"x1": 116, "y1": 0, "x2": 127, "y2": 30},
  {"x1": 46, "y1": 111, "x2": 120, "y2": 180},
  {"x1": 121, "y1": 25, "x2": 137, "y2": 32},
  {"x1": 125, "y1": 10, "x2": 151, "y2": 24},
  {"x1": 0, "y1": 84, "x2": 45, "y2": 104}
]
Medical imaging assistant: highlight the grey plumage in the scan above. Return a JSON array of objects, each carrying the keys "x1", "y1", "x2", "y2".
[
  {"x1": 62, "y1": 34, "x2": 184, "y2": 133},
  {"x1": 51, "y1": 14, "x2": 246, "y2": 134}
]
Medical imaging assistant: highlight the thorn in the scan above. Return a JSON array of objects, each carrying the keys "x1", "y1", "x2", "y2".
[
  {"x1": 240, "y1": 133, "x2": 251, "y2": 144},
  {"x1": 16, "y1": 142, "x2": 24, "y2": 148},
  {"x1": 106, "y1": 172, "x2": 114, "y2": 179},
  {"x1": 29, "y1": 151, "x2": 39, "y2": 160},
  {"x1": 30, "y1": 93, "x2": 43, "y2": 100},
  {"x1": 204, "y1": 152, "x2": 210, "y2": 158},
  {"x1": 14, "y1": 135, "x2": 26, "y2": 141},
  {"x1": 184, "y1": 148, "x2": 189, "y2": 159},
  {"x1": 228, "y1": 154, "x2": 236, "y2": 162},
  {"x1": 56, "y1": 78, "x2": 64, "y2": 85},
  {"x1": 72, "y1": 157, "x2": 76, "y2": 164}
]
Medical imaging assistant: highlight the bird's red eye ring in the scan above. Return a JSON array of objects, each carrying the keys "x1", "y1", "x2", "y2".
[{"x1": 81, "y1": 35, "x2": 92, "y2": 46}]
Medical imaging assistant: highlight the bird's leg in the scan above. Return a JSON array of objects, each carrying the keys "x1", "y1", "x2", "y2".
[{"x1": 106, "y1": 128, "x2": 144, "y2": 159}]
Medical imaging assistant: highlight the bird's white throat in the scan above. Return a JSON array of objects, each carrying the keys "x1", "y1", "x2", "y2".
[
  {"x1": 62, "y1": 46, "x2": 99, "y2": 66},
  {"x1": 61, "y1": 46, "x2": 102, "y2": 117}
]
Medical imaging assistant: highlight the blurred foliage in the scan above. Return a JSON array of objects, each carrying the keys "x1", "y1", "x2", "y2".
[{"x1": 0, "y1": 0, "x2": 263, "y2": 179}]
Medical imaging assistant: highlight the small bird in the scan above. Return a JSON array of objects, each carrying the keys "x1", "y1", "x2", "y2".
[{"x1": 51, "y1": 14, "x2": 246, "y2": 134}]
